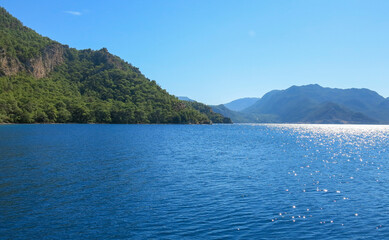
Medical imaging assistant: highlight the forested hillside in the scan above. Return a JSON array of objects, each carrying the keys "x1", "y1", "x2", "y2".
[
  {"x1": 182, "y1": 101, "x2": 232, "y2": 123},
  {"x1": 0, "y1": 7, "x2": 230, "y2": 124}
]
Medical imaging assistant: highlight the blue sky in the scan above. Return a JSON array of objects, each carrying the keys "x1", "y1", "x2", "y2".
[{"x1": 2, "y1": 0, "x2": 389, "y2": 104}]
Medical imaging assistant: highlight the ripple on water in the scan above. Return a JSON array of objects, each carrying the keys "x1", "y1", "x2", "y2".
[{"x1": 0, "y1": 124, "x2": 389, "y2": 239}]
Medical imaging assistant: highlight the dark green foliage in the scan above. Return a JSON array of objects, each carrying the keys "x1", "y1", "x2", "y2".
[
  {"x1": 0, "y1": 7, "x2": 52, "y2": 63},
  {"x1": 0, "y1": 7, "x2": 220, "y2": 124},
  {"x1": 0, "y1": 63, "x2": 210, "y2": 124},
  {"x1": 182, "y1": 100, "x2": 232, "y2": 123}
]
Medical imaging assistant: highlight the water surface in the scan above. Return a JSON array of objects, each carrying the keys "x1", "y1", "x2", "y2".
[{"x1": 0, "y1": 124, "x2": 388, "y2": 239}]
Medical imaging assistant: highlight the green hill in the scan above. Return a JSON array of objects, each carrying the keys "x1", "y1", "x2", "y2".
[
  {"x1": 0, "y1": 7, "x2": 227, "y2": 124},
  {"x1": 182, "y1": 101, "x2": 232, "y2": 123}
]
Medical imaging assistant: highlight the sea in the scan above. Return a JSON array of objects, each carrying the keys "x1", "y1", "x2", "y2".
[{"x1": 0, "y1": 124, "x2": 388, "y2": 239}]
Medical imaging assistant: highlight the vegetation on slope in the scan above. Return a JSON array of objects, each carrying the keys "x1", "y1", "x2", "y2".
[
  {"x1": 0, "y1": 7, "x2": 224, "y2": 124},
  {"x1": 0, "y1": 7, "x2": 52, "y2": 63},
  {"x1": 182, "y1": 101, "x2": 232, "y2": 123}
]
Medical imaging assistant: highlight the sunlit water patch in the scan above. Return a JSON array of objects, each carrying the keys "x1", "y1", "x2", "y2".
[
  {"x1": 259, "y1": 124, "x2": 389, "y2": 235},
  {"x1": 0, "y1": 124, "x2": 388, "y2": 239}
]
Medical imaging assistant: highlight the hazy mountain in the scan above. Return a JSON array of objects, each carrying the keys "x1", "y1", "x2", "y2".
[
  {"x1": 301, "y1": 102, "x2": 378, "y2": 124},
  {"x1": 0, "y1": 7, "x2": 230, "y2": 124},
  {"x1": 177, "y1": 96, "x2": 196, "y2": 102},
  {"x1": 243, "y1": 84, "x2": 388, "y2": 124},
  {"x1": 223, "y1": 97, "x2": 260, "y2": 111},
  {"x1": 211, "y1": 105, "x2": 252, "y2": 123},
  {"x1": 211, "y1": 104, "x2": 278, "y2": 123}
]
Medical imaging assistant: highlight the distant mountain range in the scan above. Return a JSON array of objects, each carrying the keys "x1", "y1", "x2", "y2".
[
  {"x1": 223, "y1": 97, "x2": 260, "y2": 111},
  {"x1": 177, "y1": 96, "x2": 195, "y2": 102},
  {"x1": 212, "y1": 84, "x2": 389, "y2": 124}
]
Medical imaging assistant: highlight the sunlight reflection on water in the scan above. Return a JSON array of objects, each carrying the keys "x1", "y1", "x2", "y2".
[{"x1": 249, "y1": 124, "x2": 389, "y2": 234}]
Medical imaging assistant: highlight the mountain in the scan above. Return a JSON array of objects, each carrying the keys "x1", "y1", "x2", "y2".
[
  {"x1": 243, "y1": 84, "x2": 388, "y2": 124},
  {"x1": 301, "y1": 102, "x2": 377, "y2": 124},
  {"x1": 223, "y1": 97, "x2": 260, "y2": 111},
  {"x1": 182, "y1": 101, "x2": 232, "y2": 123},
  {"x1": 0, "y1": 7, "x2": 228, "y2": 124},
  {"x1": 177, "y1": 96, "x2": 195, "y2": 102},
  {"x1": 211, "y1": 105, "x2": 251, "y2": 123},
  {"x1": 177, "y1": 96, "x2": 232, "y2": 123},
  {"x1": 211, "y1": 104, "x2": 277, "y2": 123}
]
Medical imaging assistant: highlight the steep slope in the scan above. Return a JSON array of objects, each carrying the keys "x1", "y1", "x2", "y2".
[
  {"x1": 223, "y1": 97, "x2": 260, "y2": 111},
  {"x1": 0, "y1": 7, "x2": 217, "y2": 124},
  {"x1": 243, "y1": 84, "x2": 387, "y2": 124}
]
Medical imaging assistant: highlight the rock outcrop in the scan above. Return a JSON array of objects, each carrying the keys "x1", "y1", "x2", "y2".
[
  {"x1": 27, "y1": 43, "x2": 64, "y2": 78},
  {"x1": 0, "y1": 48, "x2": 24, "y2": 76},
  {"x1": 0, "y1": 43, "x2": 64, "y2": 78}
]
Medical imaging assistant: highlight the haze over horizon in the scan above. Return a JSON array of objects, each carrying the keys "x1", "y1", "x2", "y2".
[{"x1": 2, "y1": 0, "x2": 389, "y2": 105}]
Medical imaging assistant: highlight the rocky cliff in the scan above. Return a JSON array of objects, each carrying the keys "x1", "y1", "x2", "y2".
[{"x1": 0, "y1": 42, "x2": 64, "y2": 78}]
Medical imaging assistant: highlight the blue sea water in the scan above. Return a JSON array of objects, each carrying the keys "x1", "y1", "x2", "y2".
[{"x1": 0, "y1": 124, "x2": 389, "y2": 239}]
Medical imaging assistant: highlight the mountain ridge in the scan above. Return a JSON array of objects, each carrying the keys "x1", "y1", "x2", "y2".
[
  {"x1": 215, "y1": 84, "x2": 389, "y2": 124},
  {"x1": 223, "y1": 97, "x2": 260, "y2": 112},
  {"x1": 242, "y1": 84, "x2": 389, "y2": 124}
]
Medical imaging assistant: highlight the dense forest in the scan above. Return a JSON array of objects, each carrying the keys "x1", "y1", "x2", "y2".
[{"x1": 0, "y1": 7, "x2": 231, "y2": 124}]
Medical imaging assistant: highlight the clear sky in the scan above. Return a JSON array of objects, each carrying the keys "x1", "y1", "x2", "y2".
[{"x1": 2, "y1": 0, "x2": 389, "y2": 104}]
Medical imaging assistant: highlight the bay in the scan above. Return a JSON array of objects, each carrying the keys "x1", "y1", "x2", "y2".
[{"x1": 0, "y1": 124, "x2": 388, "y2": 239}]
